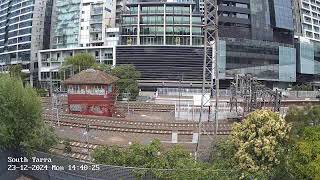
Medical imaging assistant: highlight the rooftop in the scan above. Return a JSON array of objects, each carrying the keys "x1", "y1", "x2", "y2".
[{"x1": 64, "y1": 69, "x2": 119, "y2": 85}]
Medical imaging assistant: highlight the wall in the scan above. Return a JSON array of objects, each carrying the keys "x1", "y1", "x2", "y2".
[{"x1": 116, "y1": 46, "x2": 204, "y2": 81}]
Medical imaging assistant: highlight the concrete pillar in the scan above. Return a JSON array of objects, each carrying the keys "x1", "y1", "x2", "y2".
[{"x1": 137, "y1": 4, "x2": 141, "y2": 45}]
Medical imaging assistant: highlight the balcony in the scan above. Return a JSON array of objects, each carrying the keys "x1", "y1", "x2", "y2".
[
  {"x1": 90, "y1": 28, "x2": 102, "y2": 32},
  {"x1": 90, "y1": 37, "x2": 103, "y2": 42},
  {"x1": 91, "y1": 8, "x2": 103, "y2": 15},
  {"x1": 90, "y1": 19, "x2": 102, "y2": 24}
]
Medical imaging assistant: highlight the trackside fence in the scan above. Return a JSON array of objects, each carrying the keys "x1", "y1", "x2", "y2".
[
  {"x1": 157, "y1": 88, "x2": 320, "y2": 98},
  {"x1": 1, "y1": 151, "x2": 234, "y2": 180}
]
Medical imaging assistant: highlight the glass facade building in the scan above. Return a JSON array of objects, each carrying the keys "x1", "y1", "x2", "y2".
[
  {"x1": 218, "y1": 38, "x2": 296, "y2": 82},
  {"x1": 0, "y1": 0, "x2": 52, "y2": 85},
  {"x1": 39, "y1": 0, "x2": 118, "y2": 88},
  {"x1": 117, "y1": 0, "x2": 204, "y2": 84},
  {"x1": 217, "y1": 0, "x2": 296, "y2": 84},
  {"x1": 53, "y1": 0, "x2": 81, "y2": 49},
  {"x1": 52, "y1": 0, "x2": 116, "y2": 49},
  {"x1": 120, "y1": 0, "x2": 203, "y2": 46},
  {"x1": 296, "y1": 37, "x2": 320, "y2": 75}
]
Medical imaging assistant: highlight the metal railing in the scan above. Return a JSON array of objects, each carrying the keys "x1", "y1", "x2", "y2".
[
  {"x1": 1, "y1": 151, "x2": 233, "y2": 180},
  {"x1": 157, "y1": 88, "x2": 320, "y2": 98}
]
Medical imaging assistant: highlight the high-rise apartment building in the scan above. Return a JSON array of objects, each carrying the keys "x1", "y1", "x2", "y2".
[
  {"x1": 118, "y1": 0, "x2": 297, "y2": 88},
  {"x1": 216, "y1": 0, "x2": 296, "y2": 87},
  {"x1": 294, "y1": 0, "x2": 320, "y2": 40},
  {"x1": 293, "y1": 0, "x2": 320, "y2": 84},
  {"x1": 51, "y1": 0, "x2": 116, "y2": 49},
  {"x1": 117, "y1": 0, "x2": 204, "y2": 87},
  {"x1": 38, "y1": 0, "x2": 119, "y2": 89},
  {"x1": 0, "y1": 0, "x2": 52, "y2": 85}
]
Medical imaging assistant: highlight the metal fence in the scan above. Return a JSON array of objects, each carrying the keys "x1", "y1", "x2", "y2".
[
  {"x1": 157, "y1": 88, "x2": 320, "y2": 98},
  {"x1": 283, "y1": 91, "x2": 320, "y2": 98},
  {"x1": 1, "y1": 151, "x2": 233, "y2": 180},
  {"x1": 0, "y1": 151, "x2": 19, "y2": 180}
]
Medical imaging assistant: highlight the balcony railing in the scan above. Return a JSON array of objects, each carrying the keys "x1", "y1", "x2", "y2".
[
  {"x1": 90, "y1": 19, "x2": 102, "y2": 24},
  {"x1": 91, "y1": 9, "x2": 103, "y2": 15},
  {"x1": 90, "y1": 37, "x2": 103, "y2": 41},
  {"x1": 90, "y1": 28, "x2": 102, "y2": 32}
]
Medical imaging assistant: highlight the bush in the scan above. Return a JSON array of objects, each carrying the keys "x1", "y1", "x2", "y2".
[
  {"x1": 35, "y1": 88, "x2": 48, "y2": 97},
  {"x1": 63, "y1": 139, "x2": 72, "y2": 154}
]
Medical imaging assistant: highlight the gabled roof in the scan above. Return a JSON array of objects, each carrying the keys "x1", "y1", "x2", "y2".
[{"x1": 64, "y1": 69, "x2": 119, "y2": 85}]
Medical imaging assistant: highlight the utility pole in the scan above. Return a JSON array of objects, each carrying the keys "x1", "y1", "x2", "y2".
[
  {"x1": 85, "y1": 124, "x2": 91, "y2": 161},
  {"x1": 56, "y1": 94, "x2": 60, "y2": 126},
  {"x1": 195, "y1": 0, "x2": 219, "y2": 160},
  {"x1": 49, "y1": 69, "x2": 54, "y2": 126}
]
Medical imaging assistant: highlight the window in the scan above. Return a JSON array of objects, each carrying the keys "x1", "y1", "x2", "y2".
[
  {"x1": 236, "y1": 13, "x2": 249, "y2": 19},
  {"x1": 81, "y1": 27, "x2": 83, "y2": 30},
  {"x1": 81, "y1": 19, "x2": 84, "y2": 22},
  {"x1": 235, "y1": 3, "x2": 248, "y2": 8},
  {"x1": 82, "y1": 11, "x2": 85, "y2": 14},
  {"x1": 108, "y1": 85, "x2": 112, "y2": 93}
]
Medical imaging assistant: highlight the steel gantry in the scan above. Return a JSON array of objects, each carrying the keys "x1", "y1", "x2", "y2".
[
  {"x1": 230, "y1": 74, "x2": 282, "y2": 118},
  {"x1": 195, "y1": 0, "x2": 219, "y2": 160}
]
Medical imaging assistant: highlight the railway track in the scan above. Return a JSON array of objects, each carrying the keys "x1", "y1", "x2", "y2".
[
  {"x1": 42, "y1": 98, "x2": 175, "y2": 112},
  {"x1": 44, "y1": 113, "x2": 232, "y2": 135},
  {"x1": 49, "y1": 140, "x2": 99, "y2": 161},
  {"x1": 50, "y1": 138, "x2": 198, "y2": 161}
]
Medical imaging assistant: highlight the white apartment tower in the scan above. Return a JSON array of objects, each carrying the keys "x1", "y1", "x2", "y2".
[{"x1": 294, "y1": 0, "x2": 320, "y2": 41}]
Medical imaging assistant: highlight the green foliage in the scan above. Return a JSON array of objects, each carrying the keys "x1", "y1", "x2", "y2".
[
  {"x1": 0, "y1": 75, "x2": 57, "y2": 153},
  {"x1": 93, "y1": 139, "x2": 216, "y2": 179},
  {"x1": 287, "y1": 126, "x2": 320, "y2": 180},
  {"x1": 59, "y1": 54, "x2": 140, "y2": 100},
  {"x1": 63, "y1": 139, "x2": 72, "y2": 154},
  {"x1": 209, "y1": 138, "x2": 236, "y2": 171},
  {"x1": 290, "y1": 84, "x2": 313, "y2": 91},
  {"x1": 9, "y1": 64, "x2": 25, "y2": 80},
  {"x1": 231, "y1": 110, "x2": 291, "y2": 179},
  {"x1": 111, "y1": 65, "x2": 141, "y2": 100},
  {"x1": 91, "y1": 63, "x2": 112, "y2": 73},
  {"x1": 35, "y1": 88, "x2": 48, "y2": 97},
  {"x1": 285, "y1": 105, "x2": 320, "y2": 139},
  {"x1": 63, "y1": 53, "x2": 96, "y2": 70}
]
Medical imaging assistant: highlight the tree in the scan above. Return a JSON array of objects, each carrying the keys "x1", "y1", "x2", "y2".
[
  {"x1": 93, "y1": 139, "x2": 204, "y2": 178},
  {"x1": 91, "y1": 63, "x2": 112, "y2": 73},
  {"x1": 285, "y1": 105, "x2": 320, "y2": 139},
  {"x1": 111, "y1": 65, "x2": 141, "y2": 100},
  {"x1": 287, "y1": 126, "x2": 320, "y2": 180},
  {"x1": 284, "y1": 106, "x2": 320, "y2": 179},
  {"x1": 231, "y1": 110, "x2": 291, "y2": 178},
  {"x1": 209, "y1": 138, "x2": 237, "y2": 171},
  {"x1": 62, "y1": 53, "x2": 96, "y2": 72},
  {"x1": 9, "y1": 64, "x2": 25, "y2": 80},
  {"x1": 0, "y1": 75, "x2": 57, "y2": 153}
]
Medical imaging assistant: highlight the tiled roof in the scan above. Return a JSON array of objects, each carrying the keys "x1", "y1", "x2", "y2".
[{"x1": 64, "y1": 69, "x2": 119, "y2": 85}]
